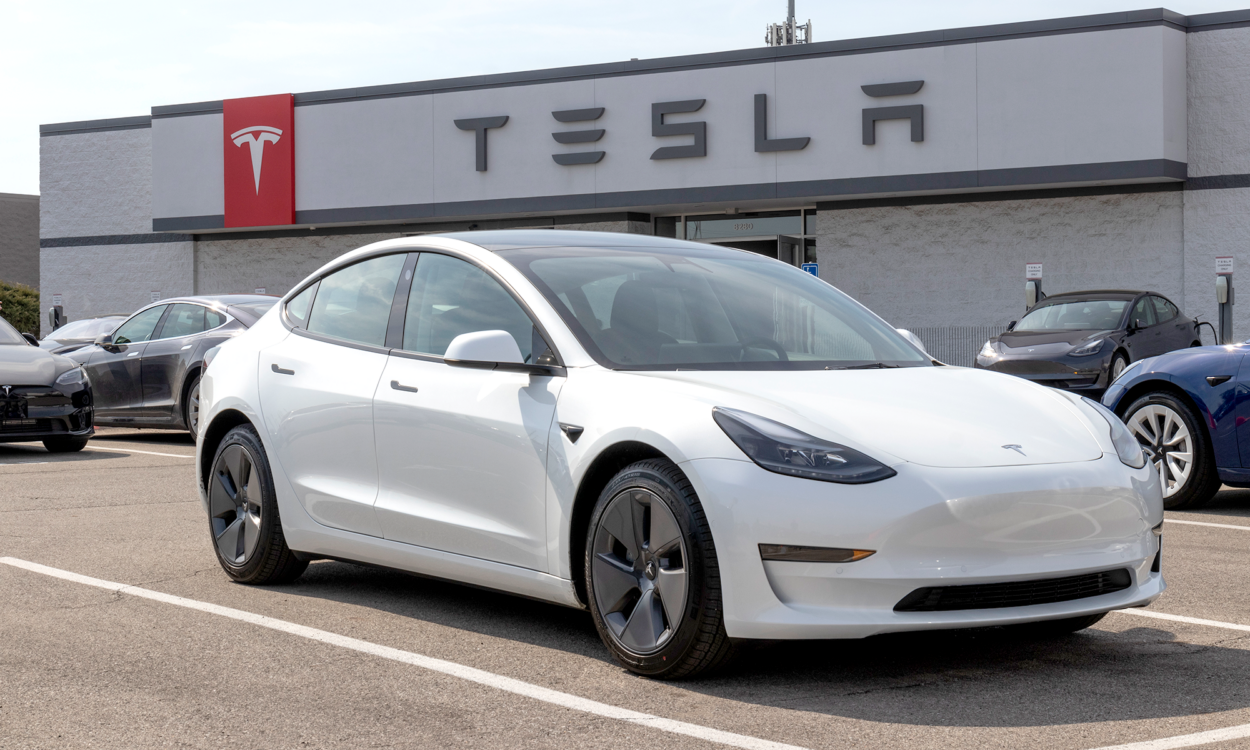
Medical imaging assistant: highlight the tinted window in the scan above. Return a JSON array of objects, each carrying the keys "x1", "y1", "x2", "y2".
[
  {"x1": 285, "y1": 285, "x2": 315, "y2": 327},
  {"x1": 306, "y1": 254, "x2": 405, "y2": 346},
  {"x1": 1152, "y1": 296, "x2": 1179, "y2": 323},
  {"x1": 403, "y1": 253, "x2": 545, "y2": 362},
  {"x1": 1015, "y1": 299, "x2": 1129, "y2": 332},
  {"x1": 159, "y1": 304, "x2": 208, "y2": 339},
  {"x1": 113, "y1": 306, "x2": 167, "y2": 345},
  {"x1": 504, "y1": 246, "x2": 928, "y2": 370},
  {"x1": 1131, "y1": 297, "x2": 1157, "y2": 328}
]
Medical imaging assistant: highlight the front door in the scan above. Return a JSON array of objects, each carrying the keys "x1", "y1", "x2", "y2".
[
  {"x1": 372, "y1": 251, "x2": 561, "y2": 571},
  {"x1": 257, "y1": 253, "x2": 407, "y2": 538},
  {"x1": 1125, "y1": 296, "x2": 1161, "y2": 360},
  {"x1": 84, "y1": 304, "x2": 167, "y2": 418},
  {"x1": 141, "y1": 303, "x2": 226, "y2": 422},
  {"x1": 1151, "y1": 295, "x2": 1192, "y2": 354}
]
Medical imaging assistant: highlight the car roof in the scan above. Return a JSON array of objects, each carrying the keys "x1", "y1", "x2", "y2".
[
  {"x1": 156, "y1": 294, "x2": 277, "y2": 306},
  {"x1": 1038, "y1": 290, "x2": 1154, "y2": 303},
  {"x1": 437, "y1": 229, "x2": 717, "y2": 253}
]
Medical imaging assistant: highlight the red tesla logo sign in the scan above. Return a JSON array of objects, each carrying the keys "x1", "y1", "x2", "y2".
[{"x1": 223, "y1": 94, "x2": 294, "y2": 228}]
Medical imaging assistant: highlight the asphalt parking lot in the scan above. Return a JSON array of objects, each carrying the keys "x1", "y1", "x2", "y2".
[{"x1": 4, "y1": 429, "x2": 1250, "y2": 749}]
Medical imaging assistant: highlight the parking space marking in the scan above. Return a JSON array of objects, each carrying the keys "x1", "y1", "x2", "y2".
[
  {"x1": 1166, "y1": 519, "x2": 1250, "y2": 531},
  {"x1": 1117, "y1": 608, "x2": 1250, "y2": 634},
  {"x1": 0, "y1": 557, "x2": 807, "y2": 750},
  {"x1": 1088, "y1": 721, "x2": 1250, "y2": 749},
  {"x1": 86, "y1": 446, "x2": 194, "y2": 459}
]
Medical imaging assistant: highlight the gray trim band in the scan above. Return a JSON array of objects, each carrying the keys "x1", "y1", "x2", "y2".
[
  {"x1": 40, "y1": 233, "x2": 193, "y2": 248},
  {"x1": 40, "y1": 116, "x2": 151, "y2": 137},
  {"x1": 150, "y1": 158, "x2": 1185, "y2": 233},
  {"x1": 1185, "y1": 174, "x2": 1250, "y2": 190},
  {"x1": 151, "y1": 100, "x2": 224, "y2": 119}
]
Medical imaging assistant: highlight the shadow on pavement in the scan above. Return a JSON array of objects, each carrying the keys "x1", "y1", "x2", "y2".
[
  {"x1": 0, "y1": 443, "x2": 124, "y2": 464},
  {"x1": 1177, "y1": 486, "x2": 1250, "y2": 519},
  {"x1": 90, "y1": 429, "x2": 194, "y2": 447},
  {"x1": 270, "y1": 559, "x2": 1250, "y2": 727}
]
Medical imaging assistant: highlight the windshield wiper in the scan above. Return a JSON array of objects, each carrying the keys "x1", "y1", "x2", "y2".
[{"x1": 832, "y1": 362, "x2": 904, "y2": 370}]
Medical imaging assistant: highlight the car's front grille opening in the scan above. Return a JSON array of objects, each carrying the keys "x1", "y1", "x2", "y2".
[
  {"x1": 0, "y1": 418, "x2": 61, "y2": 435},
  {"x1": 894, "y1": 568, "x2": 1133, "y2": 612}
]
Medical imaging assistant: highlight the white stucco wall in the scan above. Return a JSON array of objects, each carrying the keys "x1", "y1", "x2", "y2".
[
  {"x1": 40, "y1": 129, "x2": 152, "y2": 238},
  {"x1": 40, "y1": 242, "x2": 194, "y2": 328}
]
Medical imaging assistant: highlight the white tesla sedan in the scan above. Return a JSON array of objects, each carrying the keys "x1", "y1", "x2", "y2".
[{"x1": 196, "y1": 230, "x2": 1163, "y2": 679}]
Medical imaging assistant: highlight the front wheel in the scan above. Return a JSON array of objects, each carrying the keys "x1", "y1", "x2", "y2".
[
  {"x1": 1122, "y1": 391, "x2": 1219, "y2": 509},
  {"x1": 585, "y1": 459, "x2": 737, "y2": 679},
  {"x1": 207, "y1": 424, "x2": 307, "y2": 584},
  {"x1": 1109, "y1": 352, "x2": 1129, "y2": 383}
]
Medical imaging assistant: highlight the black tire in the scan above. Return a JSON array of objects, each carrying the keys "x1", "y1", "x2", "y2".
[
  {"x1": 585, "y1": 459, "x2": 738, "y2": 679},
  {"x1": 1109, "y1": 352, "x2": 1129, "y2": 383},
  {"x1": 183, "y1": 374, "x2": 201, "y2": 435},
  {"x1": 1122, "y1": 391, "x2": 1219, "y2": 510},
  {"x1": 1012, "y1": 612, "x2": 1107, "y2": 638},
  {"x1": 43, "y1": 436, "x2": 89, "y2": 453},
  {"x1": 207, "y1": 424, "x2": 307, "y2": 584}
]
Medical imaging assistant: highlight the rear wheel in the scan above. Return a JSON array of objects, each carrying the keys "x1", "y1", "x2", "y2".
[
  {"x1": 1123, "y1": 391, "x2": 1219, "y2": 509},
  {"x1": 585, "y1": 459, "x2": 737, "y2": 679},
  {"x1": 184, "y1": 374, "x2": 201, "y2": 435},
  {"x1": 208, "y1": 424, "x2": 307, "y2": 584},
  {"x1": 43, "y1": 436, "x2": 88, "y2": 453}
]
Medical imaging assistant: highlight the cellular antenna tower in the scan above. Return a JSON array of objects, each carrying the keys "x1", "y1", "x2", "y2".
[{"x1": 765, "y1": 0, "x2": 812, "y2": 46}]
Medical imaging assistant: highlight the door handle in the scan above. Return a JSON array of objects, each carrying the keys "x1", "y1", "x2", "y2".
[
  {"x1": 390, "y1": 380, "x2": 419, "y2": 393},
  {"x1": 127, "y1": 351, "x2": 140, "y2": 357},
  {"x1": 271, "y1": 364, "x2": 294, "y2": 375}
]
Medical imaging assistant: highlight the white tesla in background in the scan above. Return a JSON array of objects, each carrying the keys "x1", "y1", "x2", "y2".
[{"x1": 196, "y1": 231, "x2": 1163, "y2": 679}]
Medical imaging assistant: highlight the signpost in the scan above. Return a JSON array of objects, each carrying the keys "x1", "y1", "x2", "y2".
[
  {"x1": 1217, "y1": 256, "x2": 1235, "y2": 344},
  {"x1": 1025, "y1": 262, "x2": 1043, "y2": 310},
  {"x1": 801, "y1": 263, "x2": 819, "y2": 277}
]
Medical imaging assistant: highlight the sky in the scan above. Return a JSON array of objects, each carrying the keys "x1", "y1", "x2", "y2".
[{"x1": 2, "y1": 0, "x2": 1248, "y2": 195}]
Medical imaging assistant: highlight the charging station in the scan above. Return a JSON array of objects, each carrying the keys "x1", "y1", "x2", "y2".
[
  {"x1": 1217, "y1": 256, "x2": 1234, "y2": 344},
  {"x1": 1026, "y1": 262, "x2": 1044, "y2": 311}
]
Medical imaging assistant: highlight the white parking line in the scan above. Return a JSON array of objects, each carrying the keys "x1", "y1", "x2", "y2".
[
  {"x1": 0, "y1": 557, "x2": 806, "y2": 750},
  {"x1": 86, "y1": 446, "x2": 194, "y2": 459},
  {"x1": 1116, "y1": 608, "x2": 1250, "y2": 634},
  {"x1": 1088, "y1": 722, "x2": 1250, "y2": 749},
  {"x1": 1166, "y1": 519, "x2": 1250, "y2": 531}
]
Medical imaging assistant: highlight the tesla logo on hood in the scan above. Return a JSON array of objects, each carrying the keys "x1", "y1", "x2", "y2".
[
  {"x1": 1, "y1": 386, "x2": 10, "y2": 398},
  {"x1": 1002, "y1": 444, "x2": 1026, "y2": 455}
]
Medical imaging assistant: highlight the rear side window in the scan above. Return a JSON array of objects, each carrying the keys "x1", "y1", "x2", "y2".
[
  {"x1": 113, "y1": 305, "x2": 167, "y2": 345},
  {"x1": 158, "y1": 304, "x2": 208, "y2": 339},
  {"x1": 1151, "y1": 296, "x2": 1178, "y2": 323},
  {"x1": 306, "y1": 254, "x2": 406, "y2": 347},
  {"x1": 285, "y1": 285, "x2": 315, "y2": 327}
]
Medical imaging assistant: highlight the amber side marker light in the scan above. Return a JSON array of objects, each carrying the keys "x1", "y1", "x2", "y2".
[{"x1": 758, "y1": 544, "x2": 876, "y2": 563}]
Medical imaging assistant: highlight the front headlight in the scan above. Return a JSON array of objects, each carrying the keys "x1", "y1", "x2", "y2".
[
  {"x1": 54, "y1": 367, "x2": 86, "y2": 386},
  {"x1": 712, "y1": 407, "x2": 896, "y2": 484},
  {"x1": 1080, "y1": 397, "x2": 1147, "y2": 469},
  {"x1": 978, "y1": 340, "x2": 996, "y2": 359},
  {"x1": 1071, "y1": 338, "x2": 1105, "y2": 357}
]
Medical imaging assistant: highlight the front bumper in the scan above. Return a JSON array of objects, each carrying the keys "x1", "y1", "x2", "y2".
[
  {"x1": 975, "y1": 354, "x2": 1109, "y2": 391},
  {"x1": 682, "y1": 455, "x2": 1163, "y2": 639},
  {"x1": 0, "y1": 383, "x2": 94, "y2": 443}
]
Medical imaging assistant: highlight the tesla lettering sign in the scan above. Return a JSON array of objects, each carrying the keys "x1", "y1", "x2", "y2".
[
  {"x1": 1217, "y1": 256, "x2": 1234, "y2": 276},
  {"x1": 224, "y1": 94, "x2": 294, "y2": 228},
  {"x1": 1026, "y1": 263, "x2": 1043, "y2": 280}
]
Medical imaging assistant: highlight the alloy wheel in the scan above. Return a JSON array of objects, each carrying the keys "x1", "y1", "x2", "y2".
[
  {"x1": 188, "y1": 382, "x2": 200, "y2": 434},
  {"x1": 1127, "y1": 404, "x2": 1193, "y2": 498},
  {"x1": 209, "y1": 443, "x2": 262, "y2": 565},
  {"x1": 1111, "y1": 357, "x2": 1127, "y2": 381},
  {"x1": 591, "y1": 488, "x2": 689, "y2": 655}
]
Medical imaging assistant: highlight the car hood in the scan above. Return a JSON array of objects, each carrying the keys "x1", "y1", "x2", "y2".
[
  {"x1": 0, "y1": 344, "x2": 76, "y2": 385},
  {"x1": 642, "y1": 366, "x2": 1105, "y2": 468},
  {"x1": 997, "y1": 329, "x2": 1114, "y2": 349}
]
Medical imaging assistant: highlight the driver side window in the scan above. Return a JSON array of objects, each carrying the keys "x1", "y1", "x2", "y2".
[
  {"x1": 113, "y1": 305, "x2": 167, "y2": 345},
  {"x1": 1130, "y1": 298, "x2": 1156, "y2": 329}
]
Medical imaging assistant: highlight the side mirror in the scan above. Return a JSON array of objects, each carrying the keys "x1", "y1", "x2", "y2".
[
  {"x1": 1006, "y1": 320, "x2": 1017, "y2": 331},
  {"x1": 895, "y1": 328, "x2": 929, "y2": 356},
  {"x1": 444, "y1": 330, "x2": 559, "y2": 375},
  {"x1": 22, "y1": 333, "x2": 38, "y2": 346},
  {"x1": 94, "y1": 333, "x2": 115, "y2": 349}
]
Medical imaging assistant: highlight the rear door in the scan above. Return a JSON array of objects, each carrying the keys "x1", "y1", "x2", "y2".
[
  {"x1": 257, "y1": 253, "x2": 408, "y2": 538},
  {"x1": 83, "y1": 305, "x2": 168, "y2": 417},
  {"x1": 1151, "y1": 295, "x2": 1192, "y2": 353}
]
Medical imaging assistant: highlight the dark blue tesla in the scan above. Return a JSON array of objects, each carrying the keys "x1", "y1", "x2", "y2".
[{"x1": 1102, "y1": 343, "x2": 1248, "y2": 509}]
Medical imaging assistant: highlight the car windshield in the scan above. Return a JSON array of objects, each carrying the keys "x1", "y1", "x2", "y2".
[
  {"x1": 44, "y1": 317, "x2": 121, "y2": 341},
  {"x1": 502, "y1": 245, "x2": 931, "y2": 370},
  {"x1": 1015, "y1": 299, "x2": 1130, "y2": 331},
  {"x1": 0, "y1": 316, "x2": 25, "y2": 345}
]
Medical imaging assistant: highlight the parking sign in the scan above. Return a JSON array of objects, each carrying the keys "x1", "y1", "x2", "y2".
[{"x1": 801, "y1": 263, "x2": 819, "y2": 277}]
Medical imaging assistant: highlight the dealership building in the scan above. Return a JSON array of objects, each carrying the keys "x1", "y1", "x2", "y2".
[{"x1": 37, "y1": 8, "x2": 1250, "y2": 363}]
